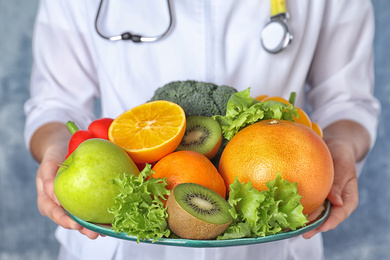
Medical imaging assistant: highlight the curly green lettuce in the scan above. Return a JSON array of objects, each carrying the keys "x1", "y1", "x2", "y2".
[
  {"x1": 108, "y1": 164, "x2": 171, "y2": 242},
  {"x1": 213, "y1": 88, "x2": 298, "y2": 140},
  {"x1": 218, "y1": 173, "x2": 308, "y2": 240}
]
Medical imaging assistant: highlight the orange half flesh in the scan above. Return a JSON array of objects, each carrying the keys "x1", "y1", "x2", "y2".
[{"x1": 109, "y1": 100, "x2": 186, "y2": 163}]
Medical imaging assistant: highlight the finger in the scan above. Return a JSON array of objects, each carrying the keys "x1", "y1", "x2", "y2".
[
  {"x1": 325, "y1": 143, "x2": 356, "y2": 206},
  {"x1": 40, "y1": 183, "x2": 103, "y2": 239},
  {"x1": 302, "y1": 228, "x2": 320, "y2": 239},
  {"x1": 36, "y1": 167, "x2": 82, "y2": 230},
  {"x1": 327, "y1": 188, "x2": 343, "y2": 207},
  {"x1": 38, "y1": 158, "x2": 61, "y2": 202},
  {"x1": 42, "y1": 175, "x2": 61, "y2": 206},
  {"x1": 321, "y1": 185, "x2": 358, "y2": 232},
  {"x1": 42, "y1": 198, "x2": 102, "y2": 239},
  {"x1": 38, "y1": 189, "x2": 82, "y2": 230},
  {"x1": 302, "y1": 204, "x2": 348, "y2": 239},
  {"x1": 326, "y1": 171, "x2": 354, "y2": 207},
  {"x1": 39, "y1": 190, "x2": 102, "y2": 239},
  {"x1": 78, "y1": 228, "x2": 102, "y2": 239},
  {"x1": 302, "y1": 177, "x2": 358, "y2": 239},
  {"x1": 326, "y1": 171, "x2": 347, "y2": 207},
  {"x1": 35, "y1": 146, "x2": 103, "y2": 240},
  {"x1": 38, "y1": 189, "x2": 103, "y2": 239},
  {"x1": 301, "y1": 205, "x2": 345, "y2": 240}
]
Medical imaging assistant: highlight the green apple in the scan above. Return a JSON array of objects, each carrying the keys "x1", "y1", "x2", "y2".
[{"x1": 54, "y1": 138, "x2": 140, "y2": 224}]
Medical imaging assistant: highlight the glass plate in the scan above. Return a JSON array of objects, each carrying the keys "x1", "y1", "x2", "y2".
[{"x1": 68, "y1": 200, "x2": 330, "y2": 248}]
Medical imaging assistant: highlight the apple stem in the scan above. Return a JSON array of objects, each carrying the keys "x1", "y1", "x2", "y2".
[
  {"x1": 66, "y1": 121, "x2": 79, "y2": 135},
  {"x1": 57, "y1": 163, "x2": 68, "y2": 169}
]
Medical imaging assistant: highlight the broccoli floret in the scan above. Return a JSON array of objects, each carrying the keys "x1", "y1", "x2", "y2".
[
  {"x1": 212, "y1": 85, "x2": 238, "y2": 116},
  {"x1": 150, "y1": 80, "x2": 237, "y2": 117}
]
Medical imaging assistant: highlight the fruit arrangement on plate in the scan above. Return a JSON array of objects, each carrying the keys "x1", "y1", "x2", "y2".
[{"x1": 54, "y1": 80, "x2": 334, "y2": 246}]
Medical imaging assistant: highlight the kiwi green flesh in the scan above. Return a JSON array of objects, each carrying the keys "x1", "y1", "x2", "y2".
[
  {"x1": 176, "y1": 116, "x2": 222, "y2": 155},
  {"x1": 173, "y1": 183, "x2": 231, "y2": 225}
]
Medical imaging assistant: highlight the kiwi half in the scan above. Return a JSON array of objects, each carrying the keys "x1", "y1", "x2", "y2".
[
  {"x1": 176, "y1": 116, "x2": 222, "y2": 159},
  {"x1": 166, "y1": 183, "x2": 232, "y2": 240}
]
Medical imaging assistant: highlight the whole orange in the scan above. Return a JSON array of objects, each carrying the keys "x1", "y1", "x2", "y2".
[
  {"x1": 218, "y1": 119, "x2": 334, "y2": 215},
  {"x1": 152, "y1": 150, "x2": 226, "y2": 199}
]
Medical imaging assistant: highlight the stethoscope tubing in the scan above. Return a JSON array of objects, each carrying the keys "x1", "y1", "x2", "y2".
[{"x1": 95, "y1": 0, "x2": 173, "y2": 43}]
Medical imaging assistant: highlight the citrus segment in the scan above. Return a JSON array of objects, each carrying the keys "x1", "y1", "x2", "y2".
[
  {"x1": 218, "y1": 119, "x2": 334, "y2": 215},
  {"x1": 108, "y1": 100, "x2": 186, "y2": 163}
]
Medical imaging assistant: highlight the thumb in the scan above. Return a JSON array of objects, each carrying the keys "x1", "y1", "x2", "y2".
[
  {"x1": 324, "y1": 140, "x2": 357, "y2": 207},
  {"x1": 326, "y1": 159, "x2": 356, "y2": 207},
  {"x1": 327, "y1": 187, "x2": 344, "y2": 207},
  {"x1": 327, "y1": 160, "x2": 359, "y2": 208}
]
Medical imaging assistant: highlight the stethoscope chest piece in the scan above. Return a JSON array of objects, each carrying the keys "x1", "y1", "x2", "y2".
[{"x1": 261, "y1": 16, "x2": 293, "y2": 54}]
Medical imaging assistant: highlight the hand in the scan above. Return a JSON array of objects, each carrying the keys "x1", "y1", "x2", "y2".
[
  {"x1": 302, "y1": 138, "x2": 359, "y2": 239},
  {"x1": 36, "y1": 144, "x2": 102, "y2": 239}
]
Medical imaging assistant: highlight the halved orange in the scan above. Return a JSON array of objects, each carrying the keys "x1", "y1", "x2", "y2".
[{"x1": 108, "y1": 100, "x2": 186, "y2": 163}]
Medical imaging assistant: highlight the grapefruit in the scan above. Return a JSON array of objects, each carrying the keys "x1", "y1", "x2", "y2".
[{"x1": 218, "y1": 119, "x2": 334, "y2": 215}]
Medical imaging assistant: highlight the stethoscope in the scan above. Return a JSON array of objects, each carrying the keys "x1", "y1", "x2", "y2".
[
  {"x1": 95, "y1": 0, "x2": 292, "y2": 54},
  {"x1": 95, "y1": 0, "x2": 173, "y2": 43}
]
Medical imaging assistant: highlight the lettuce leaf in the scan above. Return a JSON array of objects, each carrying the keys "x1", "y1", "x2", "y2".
[
  {"x1": 213, "y1": 88, "x2": 298, "y2": 140},
  {"x1": 217, "y1": 173, "x2": 308, "y2": 240},
  {"x1": 108, "y1": 164, "x2": 171, "y2": 242},
  {"x1": 265, "y1": 173, "x2": 309, "y2": 231}
]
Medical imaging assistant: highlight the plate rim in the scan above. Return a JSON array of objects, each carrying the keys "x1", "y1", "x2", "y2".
[{"x1": 67, "y1": 200, "x2": 331, "y2": 248}]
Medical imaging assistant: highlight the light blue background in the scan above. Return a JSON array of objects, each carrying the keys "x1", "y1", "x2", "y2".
[{"x1": 0, "y1": 1, "x2": 389, "y2": 259}]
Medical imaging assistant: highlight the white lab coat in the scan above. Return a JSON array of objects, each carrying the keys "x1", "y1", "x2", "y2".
[{"x1": 25, "y1": 0, "x2": 380, "y2": 259}]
